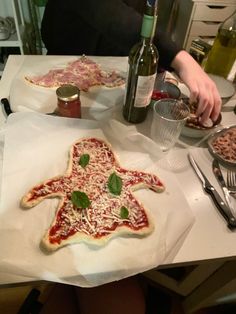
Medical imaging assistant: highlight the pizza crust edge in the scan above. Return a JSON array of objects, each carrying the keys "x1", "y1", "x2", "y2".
[{"x1": 40, "y1": 205, "x2": 155, "y2": 252}]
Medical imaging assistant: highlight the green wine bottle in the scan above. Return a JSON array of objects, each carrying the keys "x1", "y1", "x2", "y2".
[
  {"x1": 204, "y1": 10, "x2": 236, "y2": 79},
  {"x1": 123, "y1": 0, "x2": 159, "y2": 123}
]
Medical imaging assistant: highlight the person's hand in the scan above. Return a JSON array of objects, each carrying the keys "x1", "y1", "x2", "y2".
[{"x1": 171, "y1": 50, "x2": 222, "y2": 123}]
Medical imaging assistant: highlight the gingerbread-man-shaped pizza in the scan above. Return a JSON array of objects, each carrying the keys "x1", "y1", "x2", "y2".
[{"x1": 21, "y1": 138, "x2": 165, "y2": 251}]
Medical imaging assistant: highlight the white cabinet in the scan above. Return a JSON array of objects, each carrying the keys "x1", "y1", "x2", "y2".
[
  {"x1": 0, "y1": 0, "x2": 25, "y2": 54},
  {"x1": 173, "y1": 0, "x2": 236, "y2": 51}
]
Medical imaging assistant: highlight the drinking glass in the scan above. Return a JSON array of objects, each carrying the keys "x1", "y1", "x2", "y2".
[{"x1": 151, "y1": 99, "x2": 190, "y2": 152}]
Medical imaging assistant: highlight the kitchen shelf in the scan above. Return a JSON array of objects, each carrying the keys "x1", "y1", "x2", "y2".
[
  {"x1": 0, "y1": 0, "x2": 26, "y2": 76},
  {"x1": 172, "y1": 0, "x2": 236, "y2": 51},
  {"x1": 0, "y1": 0, "x2": 25, "y2": 54},
  {"x1": 0, "y1": 26, "x2": 24, "y2": 48}
]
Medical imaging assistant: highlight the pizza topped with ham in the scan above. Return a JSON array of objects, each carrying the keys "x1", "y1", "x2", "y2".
[
  {"x1": 21, "y1": 138, "x2": 165, "y2": 252},
  {"x1": 25, "y1": 56, "x2": 125, "y2": 91}
]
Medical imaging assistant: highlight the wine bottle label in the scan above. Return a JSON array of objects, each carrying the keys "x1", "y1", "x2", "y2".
[{"x1": 134, "y1": 73, "x2": 156, "y2": 108}]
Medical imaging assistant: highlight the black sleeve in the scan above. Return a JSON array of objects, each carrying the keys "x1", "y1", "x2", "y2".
[
  {"x1": 48, "y1": 0, "x2": 182, "y2": 69},
  {"x1": 64, "y1": 0, "x2": 141, "y2": 48},
  {"x1": 154, "y1": 30, "x2": 183, "y2": 71}
]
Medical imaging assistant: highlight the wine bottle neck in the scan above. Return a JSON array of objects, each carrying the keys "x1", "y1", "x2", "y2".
[
  {"x1": 141, "y1": 36, "x2": 153, "y2": 46},
  {"x1": 140, "y1": 14, "x2": 157, "y2": 39},
  {"x1": 140, "y1": 0, "x2": 158, "y2": 39},
  {"x1": 220, "y1": 9, "x2": 236, "y2": 30}
]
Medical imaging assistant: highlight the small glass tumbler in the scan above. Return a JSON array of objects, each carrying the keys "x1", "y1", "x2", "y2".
[{"x1": 151, "y1": 99, "x2": 190, "y2": 152}]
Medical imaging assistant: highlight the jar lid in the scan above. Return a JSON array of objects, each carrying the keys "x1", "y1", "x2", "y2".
[{"x1": 56, "y1": 84, "x2": 80, "y2": 101}]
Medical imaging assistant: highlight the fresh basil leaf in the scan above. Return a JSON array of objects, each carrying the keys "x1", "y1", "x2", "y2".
[
  {"x1": 79, "y1": 154, "x2": 90, "y2": 168},
  {"x1": 108, "y1": 172, "x2": 122, "y2": 195},
  {"x1": 120, "y1": 206, "x2": 129, "y2": 219},
  {"x1": 71, "y1": 191, "x2": 91, "y2": 209}
]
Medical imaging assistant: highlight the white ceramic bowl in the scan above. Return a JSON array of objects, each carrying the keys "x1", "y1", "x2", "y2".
[
  {"x1": 208, "y1": 74, "x2": 235, "y2": 105},
  {"x1": 181, "y1": 74, "x2": 235, "y2": 105}
]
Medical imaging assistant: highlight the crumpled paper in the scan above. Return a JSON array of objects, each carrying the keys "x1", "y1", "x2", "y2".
[{"x1": 0, "y1": 112, "x2": 194, "y2": 287}]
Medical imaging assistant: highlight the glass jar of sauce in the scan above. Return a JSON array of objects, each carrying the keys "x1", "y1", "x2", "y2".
[{"x1": 56, "y1": 84, "x2": 81, "y2": 118}]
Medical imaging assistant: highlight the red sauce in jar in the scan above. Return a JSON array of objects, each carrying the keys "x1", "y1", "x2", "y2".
[{"x1": 56, "y1": 84, "x2": 81, "y2": 118}]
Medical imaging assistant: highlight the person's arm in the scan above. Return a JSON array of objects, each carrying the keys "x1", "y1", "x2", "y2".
[{"x1": 171, "y1": 50, "x2": 222, "y2": 123}]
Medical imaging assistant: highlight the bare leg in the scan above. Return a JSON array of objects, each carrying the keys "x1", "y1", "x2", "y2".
[
  {"x1": 76, "y1": 276, "x2": 146, "y2": 314},
  {"x1": 40, "y1": 284, "x2": 78, "y2": 314}
]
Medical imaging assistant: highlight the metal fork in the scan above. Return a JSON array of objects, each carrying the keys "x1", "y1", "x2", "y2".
[{"x1": 227, "y1": 170, "x2": 236, "y2": 199}]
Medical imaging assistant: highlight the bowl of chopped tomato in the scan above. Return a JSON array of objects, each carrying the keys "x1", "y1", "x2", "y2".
[{"x1": 151, "y1": 79, "x2": 181, "y2": 102}]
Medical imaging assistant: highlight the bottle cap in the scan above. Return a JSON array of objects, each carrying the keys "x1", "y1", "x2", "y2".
[{"x1": 56, "y1": 84, "x2": 80, "y2": 101}]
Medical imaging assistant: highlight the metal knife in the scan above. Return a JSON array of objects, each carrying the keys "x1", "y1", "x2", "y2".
[
  {"x1": 212, "y1": 159, "x2": 236, "y2": 217},
  {"x1": 1, "y1": 98, "x2": 56, "y2": 116},
  {"x1": 188, "y1": 153, "x2": 236, "y2": 230}
]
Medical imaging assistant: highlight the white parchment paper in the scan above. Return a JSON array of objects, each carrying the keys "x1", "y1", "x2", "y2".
[{"x1": 0, "y1": 112, "x2": 194, "y2": 287}]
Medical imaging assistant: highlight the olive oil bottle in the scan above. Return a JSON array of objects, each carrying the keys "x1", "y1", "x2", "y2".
[
  {"x1": 204, "y1": 10, "x2": 236, "y2": 79},
  {"x1": 123, "y1": 0, "x2": 159, "y2": 123}
]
